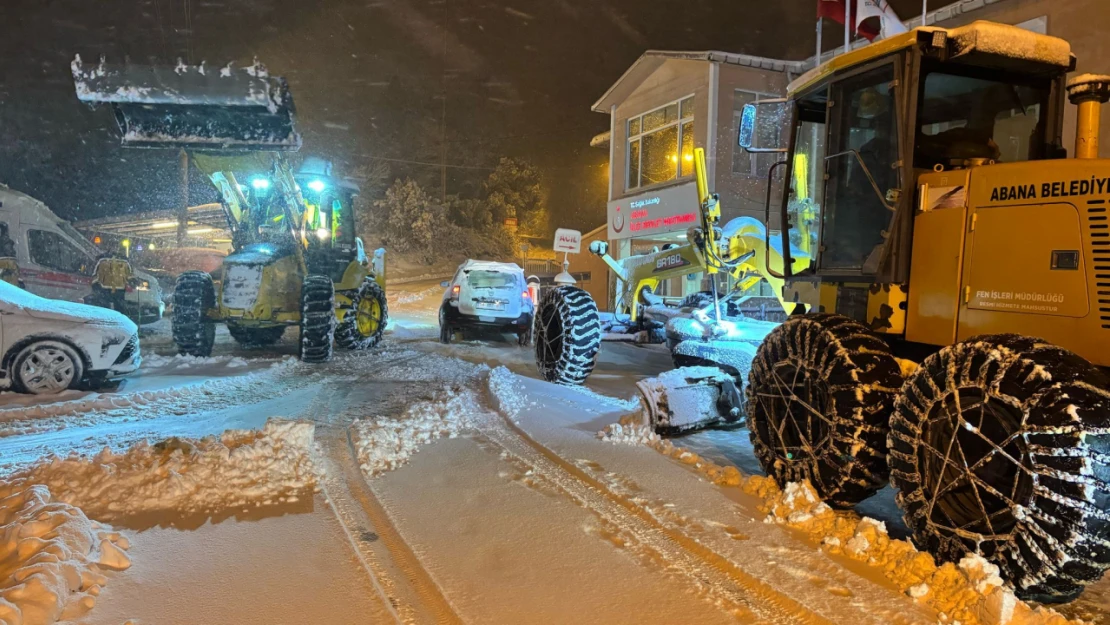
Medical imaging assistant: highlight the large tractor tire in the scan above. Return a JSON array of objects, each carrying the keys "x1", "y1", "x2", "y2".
[
  {"x1": 746, "y1": 313, "x2": 903, "y2": 507},
  {"x1": 228, "y1": 324, "x2": 286, "y2": 348},
  {"x1": 535, "y1": 286, "x2": 602, "y2": 385},
  {"x1": 299, "y1": 275, "x2": 336, "y2": 363},
  {"x1": 335, "y1": 277, "x2": 388, "y2": 350},
  {"x1": 889, "y1": 335, "x2": 1110, "y2": 603},
  {"x1": 172, "y1": 271, "x2": 216, "y2": 357}
]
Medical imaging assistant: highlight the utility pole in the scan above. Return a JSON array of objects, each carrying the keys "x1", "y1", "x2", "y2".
[
  {"x1": 844, "y1": 0, "x2": 852, "y2": 55},
  {"x1": 177, "y1": 149, "x2": 189, "y2": 247},
  {"x1": 440, "y1": 0, "x2": 449, "y2": 203}
]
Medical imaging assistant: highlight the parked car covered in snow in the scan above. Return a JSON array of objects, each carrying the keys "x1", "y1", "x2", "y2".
[
  {"x1": 0, "y1": 279, "x2": 140, "y2": 394},
  {"x1": 0, "y1": 184, "x2": 165, "y2": 325},
  {"x1": 439, "y1": 260, "x2": 534, "y2": 345}
]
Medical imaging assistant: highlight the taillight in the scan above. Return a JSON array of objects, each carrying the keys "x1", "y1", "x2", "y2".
[
  {"x1": 522, "y1": 291, "x2": 531, "y2": 301},
  {"x1": 451, "y1": 284, "x2": 461, "y2": 299}
]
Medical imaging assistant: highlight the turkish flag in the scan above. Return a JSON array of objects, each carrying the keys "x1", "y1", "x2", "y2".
[
  {"x1": 817, "y1": 0, "x2": 847, "y2": 25},
  {"x1": 856, "y1": 0, "x2": 908, "y2": 41}
]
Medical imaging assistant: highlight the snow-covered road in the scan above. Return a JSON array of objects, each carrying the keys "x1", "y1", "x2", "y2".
[{"x1": 0, "y1": 282, "x2": 1105, "y2": 624}]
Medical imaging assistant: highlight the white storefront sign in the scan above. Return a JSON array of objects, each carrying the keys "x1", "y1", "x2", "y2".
[{"x1": 606, "y1": 181, "x2": 699, "y2": 240}]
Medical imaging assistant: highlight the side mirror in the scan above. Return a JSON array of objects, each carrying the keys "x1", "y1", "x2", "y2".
[
  {"x1": 440, "y1": 281, "x2": 451, "y2": 288},
  {"x1": 738, "y1": 99, "x2": 791, "y2": 153}
]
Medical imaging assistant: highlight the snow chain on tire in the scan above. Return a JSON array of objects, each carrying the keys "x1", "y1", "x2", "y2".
[
  {"x1": 228, "y1": 324, "x2": 285, "y2": 348},
  {"x1": 746, "y1": 313, "x2": 903, "y2": 507},
  {"x1": 172, "y1": 270, "x2": 216, "y2": 357},
  {"x1": 299, "y1": 275, "x2": 336, "y2": 363},
  {"x1": 335, "y1": 277, "x2": 388, "y2": 350},
  {"x1": 535, "y1": 285, "x2": 602, "y2": 385},
  {"x1": 889, "y1": 334, "x2": 1110, "y2": 603}
]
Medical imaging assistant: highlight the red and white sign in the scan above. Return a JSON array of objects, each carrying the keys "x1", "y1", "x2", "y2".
[
  {"x1": 553, "y1": 228, "x2": 582, "y2": 254},
  {"x1": 607, "y1": 182, "x2": 699, "y2": 240}
]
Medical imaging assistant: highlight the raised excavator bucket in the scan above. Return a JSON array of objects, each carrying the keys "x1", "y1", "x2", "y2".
[{"x1": 71, "y1": 55, "x2": 301, "y2": 151}]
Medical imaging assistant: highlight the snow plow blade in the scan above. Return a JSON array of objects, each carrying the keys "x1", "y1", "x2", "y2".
[
  {"x1": 71, "y1": 56, "x2": 301, "y2": 151},
  {"x1": 635, "y1": 367, "x2": 744, "y2": 434}
]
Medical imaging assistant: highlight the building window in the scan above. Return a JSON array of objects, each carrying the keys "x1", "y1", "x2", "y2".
[
  {"x1": 627, "y1": 95, "x2": 695, "y2": 190},
  {"x1": 732, "y1": 90, "x2": 778, "y2": 178}
]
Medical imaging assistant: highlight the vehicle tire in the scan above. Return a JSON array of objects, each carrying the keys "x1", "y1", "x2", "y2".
[
  {"x1": 746, "y1": 313, "x2": 903, "y2": 507},
  {"x1": 335, "y1": 277, "x2": 388, "y2": 350},
  {"x1": 535, "y1": 286, "x2": 602, "y2": 385},
  {"x1": 518, "y1": 324, "x2": 533, "y2": 347},
  {"x1": 299, "y1": 275, "x2": 335, "y2": 363},
  {"x1": 172, "y1": 271, "x2": 216, "y2": 357},
  {"x1": 228, "y1": 324, "x2": 286, "y2": 348},
  {"x1": 438, "y1": 306, "x2": 453, "y2": 344},
  {"x1": 12, "y1": 340, "x2": 83, "y2": 395},
  {"x1": 888, "y1": 335, "x2": 1110, "y2": 603}
]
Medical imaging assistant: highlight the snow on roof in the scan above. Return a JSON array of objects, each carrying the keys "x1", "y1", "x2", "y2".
[
  {"x1": 0, "y1": 279, "x2": 134, "y2": 328},
  {"x1": 460, "y1": 259, "x2": 524, "y2": 274},
  {"x1": 948, "y1": 21, "x2": 1073, "y2": 69}
]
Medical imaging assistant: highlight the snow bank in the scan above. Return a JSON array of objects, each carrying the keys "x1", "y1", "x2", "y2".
[
  {"x1": 0, "y1": 357, "x2": 296, "y2": 426},
  {"x1": 10, "y1": 419, "x2": 318, "y2": 522},
  {"x1": 0, "y1": 483, "x2": 129, "y2": 625},
  {"x1": 487, "y1": 366, "x2": 537, "y2": 421},
  {"x1": 141, "y1": 353, "x2": 263, "y2": 369},
  {"x1": 352, "y1": 384, "x2": 481, "y2": 476},
  {"x1": 622, "y1": 432, "x2": 1080, "y2": 625},
  {"x1": 390, "y1": 285, "x2": 442, "y2": 305}
]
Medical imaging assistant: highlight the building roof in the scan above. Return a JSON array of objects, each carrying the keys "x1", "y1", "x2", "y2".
[
  {"x1": 74, "y1": 203, "x2": 230, "y2": 242},
  {"x1": 591, "y1": 51, "x2": 806, "y2": 113}
]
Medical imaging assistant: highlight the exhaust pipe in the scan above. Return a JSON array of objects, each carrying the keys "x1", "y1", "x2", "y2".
[{"x1": 1066, "y1": 75, "x2": 1110, "y2": 160}]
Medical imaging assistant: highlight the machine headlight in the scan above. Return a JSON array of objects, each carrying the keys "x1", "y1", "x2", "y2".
[{"x1": 316, "y1": 228, "x2": 330, "y2": 241}]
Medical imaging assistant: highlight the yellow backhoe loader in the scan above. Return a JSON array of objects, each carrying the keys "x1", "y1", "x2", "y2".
[{"x1": 72, "y1": 57, "x2": 388, "y2": 362}]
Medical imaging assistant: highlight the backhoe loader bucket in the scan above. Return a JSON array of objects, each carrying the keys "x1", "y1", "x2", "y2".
[{"x1": 71, "y1": 56, "x2": 301, "y2": 151}]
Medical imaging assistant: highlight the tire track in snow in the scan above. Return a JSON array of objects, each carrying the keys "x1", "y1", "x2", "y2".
[
  {"x1": 474, "y1": 395, "x2": 828, "y2": 625},
  {"x1": 311, "y1": 351, "x2": 464, "y2": 625}
]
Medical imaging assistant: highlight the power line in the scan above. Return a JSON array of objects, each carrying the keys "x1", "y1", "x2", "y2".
[{"x1": 360, "y1": 155, "x2": 497, "y2": 171}]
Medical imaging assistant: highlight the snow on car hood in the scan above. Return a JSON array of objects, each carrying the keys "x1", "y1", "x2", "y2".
[{"x1": 0, "y1": 280, "x2": 136, "y2": 331}]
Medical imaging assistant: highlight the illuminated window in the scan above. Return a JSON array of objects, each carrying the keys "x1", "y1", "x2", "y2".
[
  {"x1": 732, "y1": 89, "x2": 778, "y2": 177},
  {"x1": 626, "y1": 95, "x2": 695, "y2": 190}
]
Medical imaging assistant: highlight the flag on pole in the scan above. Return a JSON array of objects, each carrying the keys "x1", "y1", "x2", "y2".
[
  {"x1": 817, "y1": 0, "x2": 847, "y2": 24},
  {"x1": 856, "y1": 0, "x2": 908, "y2": 41}
]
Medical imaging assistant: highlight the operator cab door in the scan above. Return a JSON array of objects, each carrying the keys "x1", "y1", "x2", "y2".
[{"x1": 818, "y1": 60, "x2": 902, "y2": 277}]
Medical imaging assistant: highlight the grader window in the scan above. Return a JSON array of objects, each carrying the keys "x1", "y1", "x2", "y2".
[
  {"x1": 915, "y1": 69, "x2": 1049, "y2": 168},
  {"x1": 821, "y1": 65, "x2": 898, "y2": 272}
]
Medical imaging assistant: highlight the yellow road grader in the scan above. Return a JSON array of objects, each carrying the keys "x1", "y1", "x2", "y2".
[
  {"x1": 72, "y1": 58, "x2": 387, "y2": 362},
  {"x1": 535, "y1": 22, "x2": 1110, "y2": 602}
]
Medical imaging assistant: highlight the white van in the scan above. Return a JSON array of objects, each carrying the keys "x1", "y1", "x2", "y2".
[{"x1": 0, "y1": 184, "x2": 164, "y2": 324}]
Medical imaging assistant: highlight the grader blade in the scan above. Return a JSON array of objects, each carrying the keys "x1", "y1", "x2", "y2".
[{"x1": 71, "y1": 56, "x2": 301, "y2": 151}]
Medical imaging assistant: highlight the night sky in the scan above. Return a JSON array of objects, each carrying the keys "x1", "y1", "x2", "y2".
[{"x1": 0, "y1": 0, "x2": 949, "y2": 231}]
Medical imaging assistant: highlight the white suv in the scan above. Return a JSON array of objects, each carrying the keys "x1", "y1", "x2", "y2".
[
  {"x1": 0, "y1": 279, "x2": 140, "y2": 394},
  {"x1": 439, "y1": 260, "x2": 534, "y2": 345}
]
